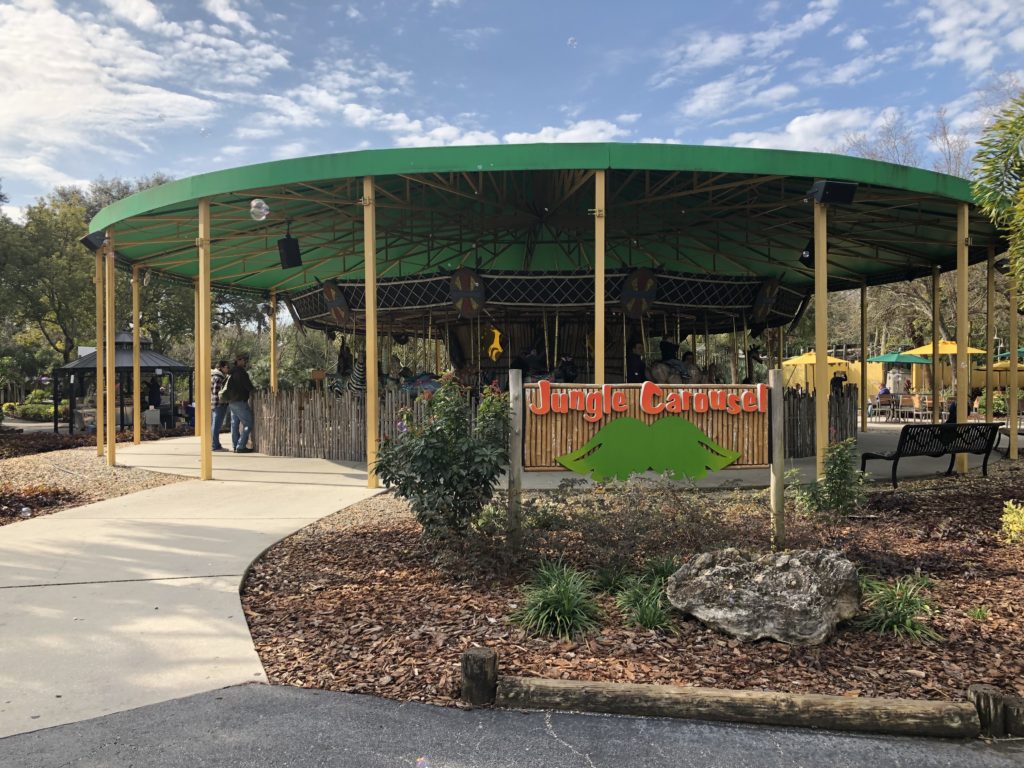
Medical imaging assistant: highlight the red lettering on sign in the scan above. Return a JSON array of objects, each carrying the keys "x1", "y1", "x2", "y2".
[
  {"x1": 692, "y1": 392, "x2": 709, "y2": 413},
  {"x1": 611, "y1": 389, "x2": 628, "y2": 412},
  {"x1": 640, "y1": 381, "x2": 665, "y2": 414},
  {"x1": 742, "y1": 390, "x2": 758, "y2": 412},
  {"x1": 529, "y1": 380, "x2": 551, "y2": 415},
  {"x1": 584, "y1": 390, "x2": 604, "y2": 422},
  {"x1": 727, "y1": 393, "x2": 742, "y2": 415}
]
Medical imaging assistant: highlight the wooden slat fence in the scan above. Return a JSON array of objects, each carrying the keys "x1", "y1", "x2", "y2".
[
  {"x1": 784, "y1": 386, "x2": 858, "y2": 458},
  {"x1": 523, "y1": 383, "x2": 768, "y2": 470},
  {"x1": 251, "y1": 388, "x2": 477, "y2": 462}
]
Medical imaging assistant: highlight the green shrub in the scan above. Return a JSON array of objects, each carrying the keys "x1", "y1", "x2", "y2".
[
  {"x1": 793, "y1": 439, "x2": 866, "y2": 519},
  {"x1": 24, "y1": 388, "x2": 52, "y2": 404},
  {"x1": 2, "y1": 402, "x2": 16, "y2": 416},
  {"x1": 511, "y1": 560, "x2": 600, "y2": 639},
  {"x1": 375, "y1": 378, "x2": 510, "y2": 538},
  {"x1": 977, "y1": 389, "x2": 1007, "y2": 417},
  {"x1": 856, "y1": 576, "x2": 941, "y2": 642},
  {"x1": 615, "y1": 576, "x2": 673, "y2": 632}
]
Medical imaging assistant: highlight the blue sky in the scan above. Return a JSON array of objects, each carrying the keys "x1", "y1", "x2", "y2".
[{"x1": 1, "y1": 0, "x2": 1022, "y2": 218}]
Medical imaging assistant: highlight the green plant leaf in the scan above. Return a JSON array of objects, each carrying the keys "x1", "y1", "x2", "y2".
[{"x1": 556, "y1": 417, "x2": 741, "y2": 482}]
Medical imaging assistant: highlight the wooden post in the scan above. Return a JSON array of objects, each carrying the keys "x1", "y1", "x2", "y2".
[
  {"x1": 194, "y1": 278, "x2": 202, "y2": 440},
  {"x1": 507, "y1": 368, "x2": 523, "y2": 551},
  {"x1": 955, "y1": 203, "x2": 969, "y2": 474},
  {"x1": 198, "y1": 199, "x2": 213, "y2": 480},
  {"x1": 461, "y1": 647, "x2": 497, "y2": 706},
  {"x1": 1009, "y1": 276, "x2": 1019, "y2": 461},
  {"x1": 132, "y1": 265, "x2": 141, "y2": 444},
  {"x1": 105, "y1": 229, "x2": 116, "y2": 467},
  {"x1": 594, "y1": 170, "x2": 606, "y2": 385},
  {"x1": 269, "y1": 291, "x2": 278, "y2": 394},
  {"x1": 986, "y1": 246, "x2": 995, "y2": 424},
  {"x1": 769, "y1": 368, "x2": 785, "y2": 551},
  {"x1": 932, "y1": 266, "x2": 941, "y2": 423},
  {"x1": 94, "y1": 247, "x2": 105, "y2": 457},
  {"x1": 364, "y1": 177, "x2": 379, "y2": 488},
  {"x1": 860, "y1": 281, "x2": 867, "y2": 433},
  {"x1": 968, "y1": 684, "x2": 1006, "y2": 738},
  {"x1": 813, "y1": 200, "x2": 829, "y2": 478}
]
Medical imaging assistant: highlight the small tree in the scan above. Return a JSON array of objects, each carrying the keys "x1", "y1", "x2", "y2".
[
  {"x1": 375, "y1": 378, "x2": 510, "y2": 538},
  {"x1": 793, "y1": 438, "x2": 866, "y2": 520}
]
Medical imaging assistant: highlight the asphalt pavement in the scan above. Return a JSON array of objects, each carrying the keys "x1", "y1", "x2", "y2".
[{"x1": 2, "y1": 684, "x2": 1022, "y2": 768}]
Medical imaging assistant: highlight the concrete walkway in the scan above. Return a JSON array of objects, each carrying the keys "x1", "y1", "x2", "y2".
[{"x1": 0, "y1": 437, "x2": 378, "y2": 738}]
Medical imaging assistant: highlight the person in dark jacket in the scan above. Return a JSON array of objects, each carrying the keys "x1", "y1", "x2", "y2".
[
  {"x1": 147, "y1": 376, "x2": 162, "y2": 409},
  {"x1": 223, "y1": 353, "x2": 255, "y2": 452},
  {"x1": 626, "y1": 340, "x2": 646, "y2": 383}
]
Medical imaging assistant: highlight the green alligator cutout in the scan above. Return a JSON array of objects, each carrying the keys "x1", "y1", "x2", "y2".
[{"x1": 556, "y1": 416, "x2": 741, "y2": 482}]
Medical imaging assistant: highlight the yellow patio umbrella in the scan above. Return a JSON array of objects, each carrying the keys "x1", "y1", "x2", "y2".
[
  {"x1": 903, "y1": 340, "x2": 986, "y2": 356},
  {"x1": 991, "y1": 360, "x2": 1024, "y2": 372},
  {"x1": 782, "y1": 351, "x2": 849, "y2": 389}
]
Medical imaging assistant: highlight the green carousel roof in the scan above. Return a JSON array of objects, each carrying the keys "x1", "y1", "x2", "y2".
[{"x1": 87, "y1": 143, "x2": 1002, "y2": 326}]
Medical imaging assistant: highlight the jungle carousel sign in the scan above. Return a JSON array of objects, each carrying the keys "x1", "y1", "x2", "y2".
[{"x1": 523, "y1": 382, "x2": 769, "y2": 481}]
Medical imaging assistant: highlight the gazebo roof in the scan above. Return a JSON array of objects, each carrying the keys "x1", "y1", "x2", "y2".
[
  {"x1": 85, "y1": 143, "x2": 1004, "y2": 332},
  {"x1": 60, "y1": 348, "x2": 192, "y2": 374}
]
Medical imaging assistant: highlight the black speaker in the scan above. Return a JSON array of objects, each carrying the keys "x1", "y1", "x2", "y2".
[
  {"x1": 278, "y1": 236, "x2": 302, "y2": 269},
  {"x1": 807, "y1": 180, "x2": 857, "y2": 205}
]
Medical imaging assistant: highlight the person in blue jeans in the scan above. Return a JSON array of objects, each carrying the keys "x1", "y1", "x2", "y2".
[
  {"x1": 222, "y1": 353, "x2": 255, "y2": 453},
  {"x1": 210, "y1": 359, "x2": 231, "y2": 451}
]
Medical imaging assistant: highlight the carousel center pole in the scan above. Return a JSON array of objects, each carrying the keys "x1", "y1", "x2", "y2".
[
  {"x1": 363, "y1": 177, "x2": 379, "y2": 488},
  {"x1": 593, "y1": 170, "x2": 606, "y2": 384}
]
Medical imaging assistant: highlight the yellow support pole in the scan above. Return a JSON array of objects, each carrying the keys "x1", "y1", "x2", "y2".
[
  {"x1": 132, "y1": 265, "x2": 141, "y2": 444},
  {"x1": 955, "y1": 203, "x2": 969, "y2": 474},
  {"x1": 364, "y1": 177, "x2": 379, "y2": 488},
  {"x1": 94, "y1": 247, "x2": 105, "y2": 457},
  {"x1": 193, "y1": 279, "x2": 202, "y2": 441},
  {"x1": 932, "y1": 266, "x2": 941, "y2": 423},
  {"x1": 986, "y1": 246, "x2": 995, "y2": 424},
  {"x1": 860, "y1": 280, "x2": 867, "y2": 433},
  {"x1": 1009, "y1": 277, "x2": 1019, "y2": 461},
  {"x1": 269, "y1": 291, "x2": 278, "y2": 394},
  {"x1": 594, "y1": 170, "x2": 606, "y2": 384},
  {"x1": 105, "y1": 229, "x2": 116, "y2": 467},
  {"x1": 198, "y1": 200, "x2": 213, "y2": 480},
  {"x1": 813, "y1": 200, "x2": 829, "y2": 478}
]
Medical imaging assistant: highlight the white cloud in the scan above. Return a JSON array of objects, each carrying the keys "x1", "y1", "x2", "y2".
[
  {"x1": 271, "y1": 142, "x2": 306, "y2": 160},
  {"x1": 0, "y1": 204, "x2": 26, "y2": 224},
  {"x1": 706, "y1": 108, "x2": 878, "y2": 152},
  {"x1": 616, "y1": 113, "x2": 641, "y2": 124},
  {"x1": 503, "y1": 119, "x2": 631, "y2": 144},
  {"x1": 235, "y1": 126, "x2": 281, "y2": 140},
  {"x1": 347, "y1": 5, "x2": 364, "y2": 20},
  {"x1": 98, "y1": 0, "x2": 182, "y2": 35},
  {"x1": 431, "y1": 0, "x2": 462, "y2": 7},
  {"x1": 917, "y1": 0, "x2": 1024, "y2": 75},
  {"x1": 650, "y1": 32, "x2": 746, "y2": 89},
  {"x1": 678, "y1": 69, "x2": 799, "y2": 119},
  {"x1": 845, "y1": 31, "x2": 868, "y2": 50},
  {"x1": 202, "y1": 0, "x2": 256, "y2": 35},
  {"x1": 759, "y1": 1, "x2": 781, "y2": 20},
  {"x1": 749, "y1": 0, "x2": 840, "y2": 56},
  {"x1": 812, "y1": 47, "x2": 905, "y2": 86}
]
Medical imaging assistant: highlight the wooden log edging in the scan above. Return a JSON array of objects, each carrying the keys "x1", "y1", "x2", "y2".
[{"x1": 493, "y1": 676, "x2": 979, "y2": 738}]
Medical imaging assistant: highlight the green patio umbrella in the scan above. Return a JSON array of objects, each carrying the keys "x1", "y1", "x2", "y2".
[{"x1": 867, "y1": 352, "x2": 932, "y2": 365}]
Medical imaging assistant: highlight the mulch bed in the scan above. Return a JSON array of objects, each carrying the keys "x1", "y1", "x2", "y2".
[
  {"x1": 0, "y1": 483, "x2": 81, "y2": 527},
  {"x1": 0, "y1": 427, "x2": 194, "y2": 460},
  {"x1": 242, "y1": 465, "x2": 1024, "y2": 708}
]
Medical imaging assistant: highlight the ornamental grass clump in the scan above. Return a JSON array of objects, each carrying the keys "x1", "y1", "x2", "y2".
[
  {"x1": 857, "y1": 575, "x2": 942, "y2": 642},
  {"x1": 511, "y1": 559, "x2": 600, "y2": 640},
  {"x1": 614, "y1": 575, "x2": 674, "y2": 632},
  {"x1": 374, "y1": 377, "x2": 509, "y2": 539}
]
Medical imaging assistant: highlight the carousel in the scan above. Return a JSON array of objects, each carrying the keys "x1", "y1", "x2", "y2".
[{"x1": 83, "y1": 143, "x2": 1011, "y2": 484}]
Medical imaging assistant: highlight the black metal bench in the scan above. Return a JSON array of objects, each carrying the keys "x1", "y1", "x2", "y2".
[
  {"x1": 860, "y1": 423, "x2": 1001, "y2": 488},
  {"x1": 995, "y1": 426, "x2": 1024, "y2": 455}
]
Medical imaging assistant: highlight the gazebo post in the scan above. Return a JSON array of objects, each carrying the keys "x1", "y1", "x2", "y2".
[
  {"x1": 932, "y1": 267, "x2": 941, "y2": 423},
  {"x1": 69, "y1": 374, "x2": 76, "y2": 435},
  {"x1": 270, "y1": 291, "x2": 278, "y2": 393},
  {"x1": 198, "y1": 199, "x2": 213, "y2": 480},
  {"x1": 363, "y1": 177, "x2": 379, "y2": 489},
  {"x1": 813, "y1": 198, "x2": 829, "y2": 478},
  {"x1": 52, "y1": 370, "x2": 59, "y2": 434},
  {"x1": 95, "y1": 246, "x2": 105, "y2": 456},
  {"x1": 594, "y1": 170, "x2": 606, "y2": 385},
  {"x1": 132, "y1": 265, "x2": 141, "y2": 444},
  {"x1": 955, "y1": 203, "x2": 969, "y2": 474},
  {"x1": 986, "y1": 246, "x2": 995, "y2": 424},
  {"x1": 105, "y1": 229, "x2": 116, "y2": 467},
  {"x1": 1009, "y1": 277, "x2": 1019, "y2": 461},
  {"x1": 193, "y1": 279, "x2": 202, "y2": 442},
  {"x1": 860, "y1": 280, "x2": 867, "y2": 433}
]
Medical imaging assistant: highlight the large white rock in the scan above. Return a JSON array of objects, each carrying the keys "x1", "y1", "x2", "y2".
[{"x1": 666, "y1": 548, "x2": 860, "y2": 646}]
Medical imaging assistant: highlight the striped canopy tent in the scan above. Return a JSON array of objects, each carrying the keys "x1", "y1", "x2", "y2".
[{"x1": 83, "y1": 142, "x2": 1009, "y2": 481}]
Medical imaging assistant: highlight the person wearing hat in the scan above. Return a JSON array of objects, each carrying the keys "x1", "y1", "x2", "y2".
[{"x1": 222, "y1": 353, "x2": 255, "y2": 453}]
